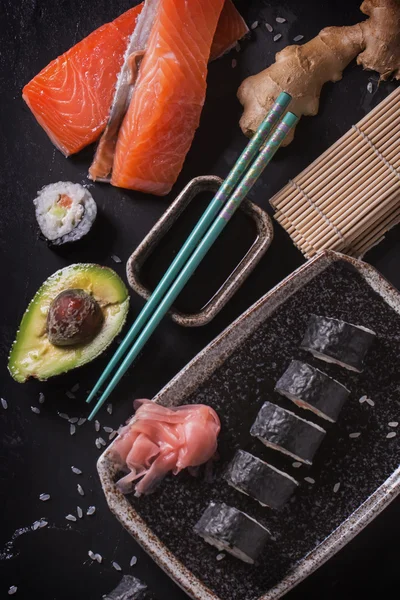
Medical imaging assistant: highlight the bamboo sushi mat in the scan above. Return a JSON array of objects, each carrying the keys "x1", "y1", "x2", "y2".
[{"x1": 270, "y1": 87, "x2": 400, "y2": 258}]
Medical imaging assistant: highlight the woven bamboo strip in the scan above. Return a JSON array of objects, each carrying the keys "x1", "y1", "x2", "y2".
[{"x1": 270, "y1": 87, "x2": 400, "y2": 258}]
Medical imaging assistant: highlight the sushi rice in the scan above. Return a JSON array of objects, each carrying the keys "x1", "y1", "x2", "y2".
[{"x1": 34, "y1": 182, "x2": 97, "y2": 245}]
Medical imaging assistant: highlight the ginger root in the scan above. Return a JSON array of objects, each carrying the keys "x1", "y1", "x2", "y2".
[{"x1": 238, "y1": 0, "x2": 400, "y2": 144}]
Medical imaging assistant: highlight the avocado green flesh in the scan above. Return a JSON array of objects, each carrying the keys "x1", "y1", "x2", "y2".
[{"x1": 8, "y1": 264, "x2": 129, "y2": 382}]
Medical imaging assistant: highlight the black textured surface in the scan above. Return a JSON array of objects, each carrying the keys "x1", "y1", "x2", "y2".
[
  {"x1": 1, "y1": 0, "x2": 400, "y2": 599},
  {"x1": 250, "y1": 401, "x2": 326, "y2": 464},
  {"x1": 224, "y1": 449, "x2": 298, "y2": 509},
  {"x1": 275, "y1": 360, "x2": 350, "y2": 422}
]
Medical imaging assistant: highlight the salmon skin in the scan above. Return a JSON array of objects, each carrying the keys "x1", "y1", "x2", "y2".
[
  {"x1": 22, "y1": 1, "x2": 248, "y2": 159},
  {"x1": 111, "y1": 0, "x2": 227, "y2": 196}
]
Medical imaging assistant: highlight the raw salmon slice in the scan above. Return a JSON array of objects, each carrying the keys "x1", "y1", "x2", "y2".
[
  {"x1": 111, "y1": 0, "x2": 226, "y2": 196},
  {"x1": 22, "y1": 1, "x2": 248, "y2": 158}
]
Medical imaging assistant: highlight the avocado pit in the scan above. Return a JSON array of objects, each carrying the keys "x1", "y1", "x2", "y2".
[{"x1": 47, "y1": 288, "x2": 104, "y2": 347}]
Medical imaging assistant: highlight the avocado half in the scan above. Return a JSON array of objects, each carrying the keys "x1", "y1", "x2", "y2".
[{"x1": 8, "y1": 264, "x2": 129, "y2": 382}]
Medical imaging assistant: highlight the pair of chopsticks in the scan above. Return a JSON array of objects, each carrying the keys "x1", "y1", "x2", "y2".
[{"x1": 87, "y1": 92, "x2": 298, "y2": 420}]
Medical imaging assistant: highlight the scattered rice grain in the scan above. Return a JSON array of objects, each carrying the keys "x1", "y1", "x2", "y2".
[
  {"x1": 130, "y1": 556, "x2": 137, "y2": 567},
  {"x1": 293, "y1": 34, "x2": 304, "y2": 42},
  {"x1": 58, "y1": 412, "x2": 69, "y2": 420},
  {"x1": 273, "y1": 33, "x2": 282, "y2": 42},
  {"x1": 265, "y1": 22, "x2": 273, "y2": 32},
  {"x1": 216, "y1": 553, "x2": 225, "y2": 561},
  {"x1": 71, "y1": 466, "x2": 82, "y2": 475},
  {"x1": 77, "y1": 418, "x2": 86, "y2": 426},
  {"x1": 8, "y1": 586, "x2": 17, "y2": 595},
  {"x1": 38, "y1": 520, "x2": 48, "y2": 529},
  {"x1": 109, "y1": 431, "x2": 118, "y2": 441},
  {"x1": 349, "y1": 432, "x2": 361, "y2": 438},
  {"x1": 1, "y1": 397, "x2": 8, "y2": 410},
  {"x1": 66, "y1": 514, "x2": 77, "y2": 522},
  {"x1": 77, "y1": 506, "x2": 83, "y2": 519},
  {"x1": 88, "y1": 550, "x2": 96, "y2": 560},
  {"x1": 77, "y1": 484, "x2": 85, "y2": 496},
  {"x1": 70, "y1": 424, "x2": 76, "y2": 436},
  {"x1": 367, "y1": 82, "x2": 373, "y2": 93},
  {"x1": 31, "y1": 406, "x2": 40, "y2": 415},
  {"x1": 366, "y1": 398, "x2": 375, "y2": 407},
  {"x1": 71, "y1": 383, "x2": 80, "y2": 393},
  {"x1": 111, "y1": 254, "x2": 122, "y2": 263},
  {"x1": 87, "y1": 506, "x2": 96, "y2": 516},
  {"x1": 95, "y1": 420, "x2": 100, "y2": 432},
  {"x1": 112, "y1": 561, "x2": 122, "y2": 571},
  {"x1": 66, "y1": 391, "x2": 76, "y2": 400},
  {"x1": 95, "y1": 553, "x2": 102, "y2": 563},
  {"x1": 98, "y1": 437, "x2": 106, "y2": 447},
  {"x1": 292, "y1": 462, "x2": 302, "y2": 468},
  {"x1": 276, "y1": 17, "x2": 286, "y2": 23},
  {"x1": 304, "y1": 477, "x2": 315, "y2": 484},
  {"x1": 386, "y1": 432, "x2": 397, "y2": 439},
  {"x1": 359, "y1": 395, "x2": 367, "y2": 404},
  {"x1": 103, "y1": 426, "x2": 113, "y2": 433},
  {"x1": 333, "y1": 482, "x2": 341, "y2": 493},
  {"x1": 107, "y1": 404, "x2": 113, "y2": 415},
  {"x1": 389, "y1": 421, "x2": 399, "y2": 427},
  {"x1": 95, "y1": 438, "x2": 102, "y2": 450},
  {"x1": 69, "y1": 417, "x2": 79, "y2": 424},
  {"x1": 250, "y1": 21, "x2": 259, "y2": 30},
  {"x1": 39, "y1": 493, "x2": 50, "y2": 501},
  {"x1": 38, "y1": 393, "x2": 45, "y2": 404},
  {"x1": 231, "y1": 58, "x2": 237, "y2": 69},
  {"x1": 32, "y1": 521, "x2": 41, "y2": 530}
]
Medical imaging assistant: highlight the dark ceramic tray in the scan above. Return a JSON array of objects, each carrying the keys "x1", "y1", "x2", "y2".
[{"x1": 98, "y1": 250, "x2": 400, "y2": 600}]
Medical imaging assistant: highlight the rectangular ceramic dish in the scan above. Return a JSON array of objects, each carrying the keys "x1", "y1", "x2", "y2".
[{"x1": 98, "y1": 250, "x2": 400, "y2": 600}]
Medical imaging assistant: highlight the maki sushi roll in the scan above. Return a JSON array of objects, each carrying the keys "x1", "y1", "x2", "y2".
[
  {"x1": 224, "y1": 449, "x2": 298, "y2": 509},
  {"x1": 34, "y1": 182, "x2": 97, "y2": 245},
  {"x1": 250, "y1": 401, "x2": 326, "y2": 464},
  {"x1": 275, "y1": 360, "x2": 350, "y2": 423},
  {"x1": 301, "y1": 314, "x2": 376, "y2": 373},
  {"x1": 194, "y1": 501, "x2": 271, "y2": 564}
]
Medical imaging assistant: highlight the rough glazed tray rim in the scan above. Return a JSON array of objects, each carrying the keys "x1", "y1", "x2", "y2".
[{"x1": 98, "y1": 250, "x2": 400, "y2": 600}]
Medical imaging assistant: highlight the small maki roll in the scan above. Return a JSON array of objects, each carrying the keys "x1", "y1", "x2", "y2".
[
  {"x1": 275, "y1": 360, "x2": 350, "y2": 423},
  {"x1": 194, "y1": 501, "x2": 271, "y2": 564},
  {"x1": 224, "y1": 449, "x2": 298, "y2": 509},
  {"x1": 301, "y1": 314, "x2": 375, "y2": 373},
  {"x1": 34, "y1": 182, "x2": 97, "y2": 245},
  {"x1": 250, "y1": 401, "x2": 326, "y2": 464}
]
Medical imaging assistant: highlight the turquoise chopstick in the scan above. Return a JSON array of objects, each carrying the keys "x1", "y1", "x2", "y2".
[
  {"x1": 88, "y1": 111, "x2": 298, "y2": 420},
  {"x1": 86, "y1": 92, "x2": 291, "y2": 405}
]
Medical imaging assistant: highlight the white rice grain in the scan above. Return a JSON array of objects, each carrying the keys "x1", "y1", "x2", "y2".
[
  {"x1": 333, "y1": 482, "x2": 341, "y2": 493},
  {"x1": 265, "y1": 22, "x2": 273, "y2": 32},
  {"x1": 38, "y1": 393, "x2": 45, "y2": 404},
  {"x1": 95, "y1": 420, "x2": 100, "y2": 432},
  {"x1": 130, "y1": 556, "x2": 137, "y2": 567},
  {"x1": 111, "y1": 254, "x2": 122, "y2": 264},
  {"x1": 71, "y1": 383, "x2": 80, "y2": 393},
  {"x1": 66, "y1": 391, "x2": 76, "y2": 400},
  {"x1": 58, "y1": 413, "x2": 70, "y2": 420},
  {"x1": 112, "y1": 561, "x2": 122, "y2": 571},
  {"x1": 109, "y1": 431, "x2": 118, "y2": 441},
  {"x1": 71, "y1": 466, "x2": 82, "y2": 475},
  {"x1": 366, "y1": 398, "x2": 375, "y2": 407},
  {"x1": 87, "y1": 506, "x2": 96, "y2": 516},
  {"x1": 88, "y1": 550, "x2": 96, "y2": 560},
  {"x1": 95, "y1": 553, "x2": 102, "y2": 564},
  {"x1": 95, "y1": 439, "x2": 102, "y2": 450},
  {"x1": 103, "y1": 426, "x2": 113, "y2": 433},
  {"x1": 250, "y1": 20, "x2": 259, "y2": 30},
  {"x1": 70, "y1": 424, "x2": 76, "y2": 436},
  {"x1": 273, "y1": 33, "x2": 282, "y2": 42},
  {"x1": 293, "y1": 35, "x2": 304, "y2": 42},
  {"x1": 349, "y1": 432, "x2": 361, "y2": 438},
  {"x1": 216, "y1": 553, "x2": 225, "y2": 561},
  {"x1": 292, "y1": 462, "x2": 302, "y2": 468},
  {"x1": 77, "y1": 418, "x2": 86, "y2": 426},
  {"x1": 276, "y1": 16, "x2": 286, "y2": 23},
  {"x1": 77, "y1": 484, "x2": 85, "y2": 496},
  {"x1": 107, "y1": 404, "x2": 113, "y2": 415},
  {"x1": 304, "y1": 477, "x2": 315, "y2": 484},
  {"x1": 66, "y1": 514, "x2": 77, "y2": 522},
  {"x1": 389, "y1": 422, "x2": 399, "y2": 428},
  {"x1": 1, "y1": 397, "x2": 8, "y2": 410},
  {"x1": 8, "y1": 586, "x2": 17, "y2": 595},
  {"x1": 387, "y1": 432, "x2": 397, "y2": 439},
  {"x1": 98, "y1": 437, "x2": 106, "y2": 447},
  {"x1": 31, "y1": 406, "x2": 40, "y2": 415},
  {"x1": 69, "y1": 417, "x2": 79, "y2": 424},
  {"x1": 38, "y1": 520, "x2": 48, "y2": 529},
  {"x1": 359, "y1": 395, "x2": 367, "y2": 404},
  {"x1": 39, "y1": 493, "x2": 50, "y2": 501},
  {"x1": 77, "y1": 506, "x2": 83, "y2": 519}
]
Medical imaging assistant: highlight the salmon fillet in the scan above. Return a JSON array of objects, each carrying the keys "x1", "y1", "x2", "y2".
[
  {"x1": 22, "y1": 1, "x2": 247, "y2": 158},
  {"x1": 111, "y1": 0, "x2": 226, "y2": 195}
]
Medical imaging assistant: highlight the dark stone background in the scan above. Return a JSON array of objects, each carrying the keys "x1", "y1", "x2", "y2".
[{"x1": 0, "y1": 0, "x2": 399, "y2": 598}]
